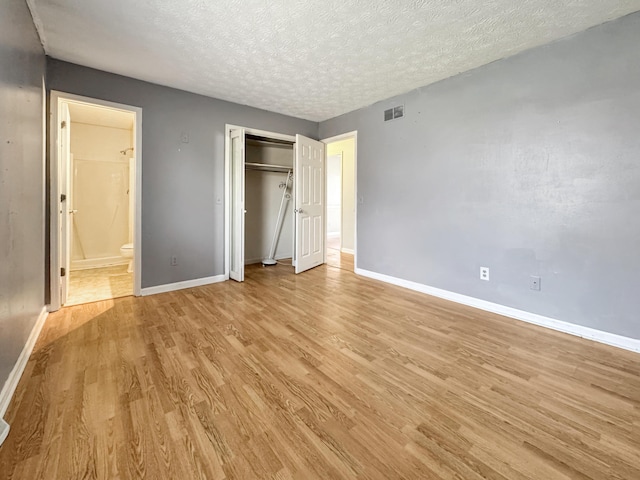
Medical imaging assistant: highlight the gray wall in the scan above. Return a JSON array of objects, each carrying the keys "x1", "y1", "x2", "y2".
[
  {"x1": 0, "y1": 1, "x2": 46, "y2": 394},
  {"x1": 47, "y1": 59, "x2": 317, "y2": 288},
  {"x1": 320, "y1": 13, "x2": 640, "y2": 340}
]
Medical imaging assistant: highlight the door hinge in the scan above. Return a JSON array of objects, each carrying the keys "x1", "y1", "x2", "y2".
[
  {"x1": 61, "y1": 120, "x2": 67, "y2": 128},
  {"x1": 61, "y1": 193, "x2": 66, "y2": 202},
  {"x1": 61, "y1": 267, "x2": 66, "y2": 277}
]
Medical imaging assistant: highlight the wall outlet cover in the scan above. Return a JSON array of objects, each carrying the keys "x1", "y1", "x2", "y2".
[
  {"x1": 171, "y1": 256, "x2": 178, "y2": 266},
  {"x1": 480, "y1": 267, "x2": 490, "y2": 281},
  {"x1": 0, "y1": 418, "x2": 9, "y2": 447},
  {"x1": 530, "y1": 275, "x2": 541, "y2": 291}
]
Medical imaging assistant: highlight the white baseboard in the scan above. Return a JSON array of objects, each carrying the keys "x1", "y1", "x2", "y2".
[
  {"x1": 71, "y1": 256, "x2": 128, "y2": 271},
  {"x1": 0, "y1": 307, "x2": 48, "y2": 419},
  {"x1": 0, "y1": 418, "x2": 8, "y2": 447},
  {"x1": 341, "y1": 248, "x2": 355, "y2": 255},
  {"x1": 355, "y1": 268, "x2": 640, "y2": 354},
  {"x1": 141, "y1": 274, "x2": 227, "y2": 296}
]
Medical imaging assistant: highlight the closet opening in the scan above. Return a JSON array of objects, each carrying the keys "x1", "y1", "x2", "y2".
[
  {"x1": 245, "y1": 134, "x2": 295, "y2": 268},
  {"x1": 225, "y1": 125, "x2": 326, "y2": 283}
]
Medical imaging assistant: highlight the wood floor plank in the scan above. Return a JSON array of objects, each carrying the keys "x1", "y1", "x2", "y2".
[{"x1": 1, "y1": 257, "x2": 639, "y2": 479}]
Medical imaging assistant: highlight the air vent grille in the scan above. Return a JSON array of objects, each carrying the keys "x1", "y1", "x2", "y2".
[{"x1": 384, "y1": 105, "x2": 404, "y2": 121}]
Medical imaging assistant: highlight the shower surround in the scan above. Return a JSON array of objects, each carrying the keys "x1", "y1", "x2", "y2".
[{"x1": 70, "y1": 122, "x2": 133, "y2": 270}]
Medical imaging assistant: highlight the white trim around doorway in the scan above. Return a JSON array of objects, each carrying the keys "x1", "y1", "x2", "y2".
[
  {"x1": 321, "y1": 131, "x2": 358, "y2": 271},
  {"x1": 223, "y1": 124, "x2": 296, "y2": 279},
  {"x1": 49, "y1": 91, "x2": 143, "y2": 311}
]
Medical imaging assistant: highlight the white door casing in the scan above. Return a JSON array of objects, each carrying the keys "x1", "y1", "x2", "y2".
[
  {"x1": 230, "y1": 128, "x2": 245, "y2": 282},
  {"x1": 295, "y1": 135, "x2": 325, "y2": 274},
  {"x1": 59, "y1": 103, "x2": 71, "y2": 305},
  {"x1": 49, "y1": 92, "x2": 143, "y2": 311}
]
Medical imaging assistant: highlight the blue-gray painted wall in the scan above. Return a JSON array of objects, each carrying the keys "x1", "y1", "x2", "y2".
[
  {"x1": 46, "y1": 59, "x2": 317, "y2": 289},
  {"x1": 0, "y1": 0, "x2": 46, "y2": 393},
  {"x1": 320, "y1": 13, "x2": 640, "y2": 339}
]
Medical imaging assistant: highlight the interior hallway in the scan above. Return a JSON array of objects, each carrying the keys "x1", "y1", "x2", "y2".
[
  {"x1": 1, "y1": 262, "x2": 638, "y2": 479},
  {"x1": 326, "y1": 235, "x2": 354, "y2": 272}
]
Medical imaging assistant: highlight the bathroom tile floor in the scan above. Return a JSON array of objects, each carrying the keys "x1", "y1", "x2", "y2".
[{"x1": 66, "y1": 265, "x2": 133, "y2": 306}]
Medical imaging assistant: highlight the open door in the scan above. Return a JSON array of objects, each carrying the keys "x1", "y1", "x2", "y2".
[
  {"x1": 294, "y1": 135, "x2": 325, "y2": 274},
  {"x1": 59, "y1": 103, "x2": 72, "y2": 305},
  {"x1": 230, "y1": 128, "x2": 245, "y2": 281}
]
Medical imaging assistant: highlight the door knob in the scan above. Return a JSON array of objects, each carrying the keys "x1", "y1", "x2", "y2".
[
  {"x1": 69, "y1": 209, "x2": 78, "y2": 214},
  {"x1": 295, "y1": 208, "x2": 304, "y2": 214}
]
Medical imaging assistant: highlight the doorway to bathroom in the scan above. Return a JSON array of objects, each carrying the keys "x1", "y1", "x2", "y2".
[{"x1": 50, "y1": 92, "x2": 142, "y2": 310}]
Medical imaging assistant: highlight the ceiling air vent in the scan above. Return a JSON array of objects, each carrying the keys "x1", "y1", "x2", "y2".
[{"x1": 384, "y1": 105, "x2": 404, "y2": 121}]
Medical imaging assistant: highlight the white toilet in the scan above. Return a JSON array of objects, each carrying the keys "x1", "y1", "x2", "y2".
[{"x1": 120, "y1": 243, "x2": 134, "y2": 273}]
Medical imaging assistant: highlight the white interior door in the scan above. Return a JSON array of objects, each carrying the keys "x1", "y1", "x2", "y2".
[
  {"x1": 295, "y1": 135, "x2": 325, "y2": 274},
  {"x1": 230, "y1": 128, "x2": 245, "y2": 282},
  {"x1": 59, "y1": 103, "x2": 72, "y2": 304}
]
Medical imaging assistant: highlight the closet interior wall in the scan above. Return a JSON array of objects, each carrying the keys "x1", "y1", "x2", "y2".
[{"x1": 245, "y1": 139, "x2": 294, "y2": 264}]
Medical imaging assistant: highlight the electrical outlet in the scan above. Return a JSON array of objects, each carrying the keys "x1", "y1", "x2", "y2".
[
  {"x1": 480, "y1": 267, "x2": 490, "y2": 281},
  {"x1": 530, "y1": 275, "x2": 541, "y2": 291},
  {"x1": 358, "y1": 195, "x2": 364, "y2": 204},
  {"x1": 180, "y1": 132, "x2": 189, "y2": 143},
  {"x1": 216, "y1": 196, "x2": 222, "y2": 205},
  {"x1": 171, "y1": 256, "x2": 178, "y2": 266}
]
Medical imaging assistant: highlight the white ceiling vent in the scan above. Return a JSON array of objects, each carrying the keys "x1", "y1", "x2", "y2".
[{"x1": 384, "y1": 105, "x2": 404, "y2": 121}]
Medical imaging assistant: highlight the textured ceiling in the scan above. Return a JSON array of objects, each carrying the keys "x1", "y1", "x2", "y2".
[{"x1": 29, "y1": 0, "x2": 640, "y2": 121}]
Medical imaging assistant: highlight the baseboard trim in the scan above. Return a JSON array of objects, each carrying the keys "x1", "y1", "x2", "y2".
[
  {"x1": 0, "y1": 307, "x2": 48, "y2": 419},
  {"x1": 0, "y1": 418, "x2": 8, "y2": 447},
  {"x1": 141, "y1": 274, "x2": 227, "y2": 296},
  {"x1": 355, "y1": 268, "x2": 640, "y2": 354},
  {"x1": 71, "y1": 256, "x2": 128, "y2": 271},
  {"x1": 341, "y1": 248, "x2": 355, "y2": 255}
]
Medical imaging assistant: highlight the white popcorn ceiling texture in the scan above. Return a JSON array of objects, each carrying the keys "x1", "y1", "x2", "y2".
[{"x1": 30, "y1": 0, "x2": 640, "y2": 121}]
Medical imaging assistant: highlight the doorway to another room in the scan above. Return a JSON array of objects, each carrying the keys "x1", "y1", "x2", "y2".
[
  {"x1": 50, "y1": 92, "x2": 142, "y2": 310},
  {"x1": 323, "y1": 133, "x2": 356, "y2": 271}
]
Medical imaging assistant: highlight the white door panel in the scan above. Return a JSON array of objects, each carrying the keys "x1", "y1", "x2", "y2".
[
  {"x1": 230, "y1": 128, "x2": 245, "y2": 282},
  {"x1": 295, "y1": 135, "x2": 325, "y2": 274}
]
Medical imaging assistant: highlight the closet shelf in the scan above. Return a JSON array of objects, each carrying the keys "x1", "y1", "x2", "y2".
[{"x1": 245, "y1": 162, "x2": 292, "y2": 173}]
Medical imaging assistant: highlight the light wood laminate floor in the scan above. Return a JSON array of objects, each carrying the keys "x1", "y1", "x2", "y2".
[
  {"x1": 67, "y1": 265, "x2": 133, "y2": 306},
  {"x1": 1, "y1": 262, "x2": 639, "y2": 479},
  {"x1": 326, "y1": 248, "x2": 354, "y2": 272}
]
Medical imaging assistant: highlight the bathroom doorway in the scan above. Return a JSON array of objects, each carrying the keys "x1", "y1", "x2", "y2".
[{"x1": 50, "y1": 92, "x2": 142, "y2": 309}]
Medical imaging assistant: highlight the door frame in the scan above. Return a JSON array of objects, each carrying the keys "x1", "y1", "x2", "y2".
[
  {"x1": 320, "y1": 131, "x2": 358, "y2": 270},
  {"x1": 49, "y1": 91, "x2": 143, "y2": 311},
  {"x1": 326, "y1": 153, "x2": 343, "y2": 250},
  {"x1": 224, "y1": 124, "x2": 296, "y2": 278}
]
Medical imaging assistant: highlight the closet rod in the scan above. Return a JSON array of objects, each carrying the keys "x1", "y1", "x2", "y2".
[{"x1": 245, "y1": 162, "x2": 292, "y2": 173}]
